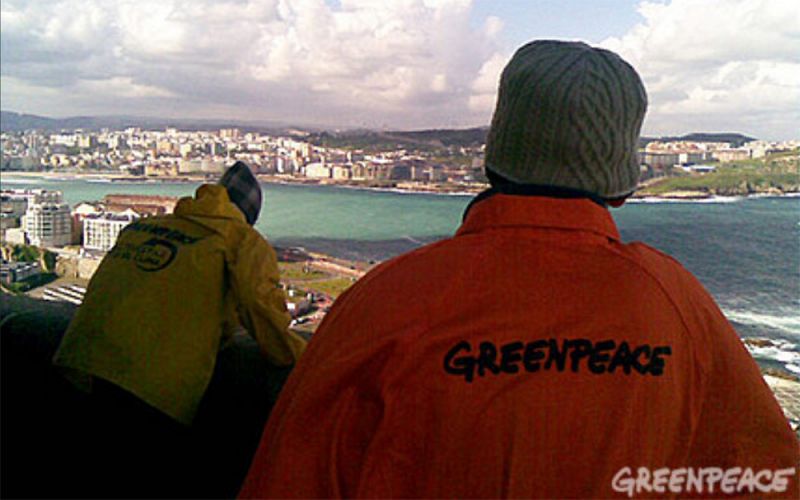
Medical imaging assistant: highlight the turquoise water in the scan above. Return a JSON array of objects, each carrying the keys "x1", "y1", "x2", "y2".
[
  {"x1": 3, "y1": 175, "x2": 799, "y2": 371},
  {"x1": 2, "y1": 177, "x2": 469, "y2": 241}
]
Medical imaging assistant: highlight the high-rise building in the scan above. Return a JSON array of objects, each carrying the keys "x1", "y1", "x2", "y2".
[
  {"x1": 83, "y1": 210, "x2": 140, "y2": 252},
  {"x1": 2, "y1": 189, "x2": 63, "y2": 207},
  {"x1": 71, "y1": 202, "x2": 104, "y2": 244},
  {"x1": 712, "y1": 149, "x2": 751, "y2": 163},
  {"x1": 332, "y1": 165, "x2": 352, "y2": 180},
  {"x1": 22, "y1": 201, "x2": 72, "y2": 248},
  {"x1": 179, "y1": 159, "x2": 203, "y2": 174},
  {"x1": 220, "y1": 128, "x2": 241, "y2": 140},
  {"x1": 305, "y1": 162, "x2": 332, "y2": 179},
  {"x1": 640, "y1": 152, "x2": 680, "y2": 170},
  {"x1": 1, "y1": 193, "x2": 29, "y2": 218},
  {"x1": 77, "y1": 134, "x2": 98, "y2": 149},
  {"x1": 108, "y1": 136, "x2": 128, "y2": 150},
  {"x1": 200, "y1": 159, "x2": 225, "y2": 174}
]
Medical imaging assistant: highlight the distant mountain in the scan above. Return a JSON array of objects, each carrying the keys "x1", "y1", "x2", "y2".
[
  {"x1": 0, "y1": 110, "x2": 294, "y2": 134},
  {"x1": 386, "y1": 127, "x2": 488, "y2": 147},
  {"x1": 316, "y1": 129, "x2": 756, "y2": 152},
  {"x1": 1, "y1": 111, "x2": 61, "y2": 131},
  {"x1": 640, "y1": 133, "x2": 756, "y2": 147},
  {"x1": 308, "y1": 127, "x2": 488, "y2": 151},
  {"x1": 2, "y1": 111, "x2": 757, "y2": 150}
]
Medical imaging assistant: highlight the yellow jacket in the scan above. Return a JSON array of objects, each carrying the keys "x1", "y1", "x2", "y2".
[{"x1": 53, "y1": 185, "x2": 306, "y2": 425}]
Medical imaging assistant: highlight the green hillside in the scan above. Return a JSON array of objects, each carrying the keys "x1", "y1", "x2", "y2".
[{"x1": 640, "y1": 151, "x2": 799, "y2": 196}]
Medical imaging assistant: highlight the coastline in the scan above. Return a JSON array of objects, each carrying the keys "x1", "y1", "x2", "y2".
[
  {"x1": 3, "y1": 170, "x2": 799, "y2": 200},
  {"x1": 1, "y1": 171, "x2": 482, "y2": 197},
  {"x1": 4, "y1": 170, "x2": 799, "y2": 384}
]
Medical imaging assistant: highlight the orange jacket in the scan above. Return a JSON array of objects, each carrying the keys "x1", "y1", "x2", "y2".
[{"x1": 240, "y1": 194, "x2": 799, "y2": 498}]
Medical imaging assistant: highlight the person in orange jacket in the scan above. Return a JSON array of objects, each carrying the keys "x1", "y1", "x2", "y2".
[{"x1": 239, "y1": 41, "x2": 799, "y2": 499}]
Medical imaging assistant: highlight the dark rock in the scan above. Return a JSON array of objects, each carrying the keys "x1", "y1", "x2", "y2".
[{"x1": 1, "y1": 295, "x2": 288, "y2": 498}]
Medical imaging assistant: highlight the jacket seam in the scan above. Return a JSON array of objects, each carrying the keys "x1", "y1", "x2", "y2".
[
  {"x1": 602, "y1": 243, "x2": 710, "y2": 379},
  {"x1": 458, "y1": 223, "x2": 620, "y2": 242}
]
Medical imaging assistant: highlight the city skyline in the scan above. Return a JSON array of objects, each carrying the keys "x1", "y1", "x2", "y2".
[{"x1": 1, "y1": 0, "x2": 798, "y2": 140}]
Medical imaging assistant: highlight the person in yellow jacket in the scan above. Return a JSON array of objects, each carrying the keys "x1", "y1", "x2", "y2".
[
  {"x1": 54, "y1": 161, "x2": 306, "y2": 426},
  {"x1": 51, "y1": 161, "x2": 306, "y2": 497}
]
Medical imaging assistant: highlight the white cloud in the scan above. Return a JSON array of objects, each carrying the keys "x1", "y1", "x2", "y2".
[
  {"x1": 1, "y1": 0, "x2": 503, "y2": 128},
  {"x1": 468, "y1": 52, "x2": 507, "y2": 113},
  {"x1": 602, "y1": 0, "x2": 800, "y2": 140},
  {"x1": 77, "y1": 77, "x2": 176, "y2": 99},
  {"x1": 3, "y1": 0, "x2": 795, "y2": 137}
]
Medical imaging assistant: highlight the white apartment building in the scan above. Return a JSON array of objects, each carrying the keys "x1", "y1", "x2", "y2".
[
  {"x1": 332, "y1": 165, "x2": 352, "y2": 180},
  {"x1": 83, "y1": 210, "x2": 139, "y2": 252},
  {"x1": 22, "y1": 201, "x2": 73, "y2": 248},
  {"x1": 1, "y1": 194, "x2": 29, "y2": 218},
  {"x1": 305, "y1": 162, "x2": 332, "y2": 179},
  {"x1": 200, "y1": 159, "x2": 225, "y2": 174},
  {"x1": 2, "y1": 188, "x2": 64, "y2": 207}
]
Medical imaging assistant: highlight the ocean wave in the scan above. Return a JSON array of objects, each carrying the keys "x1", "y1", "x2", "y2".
[
  {"x1": 748, "y1": 345, "x2": 799, "y2": 364},
  {"x1": 1, "y1": 177, "x2": 51, "y2": 185},
  {"x1": 725, "y1": 308, "x2": 800, "y2": 337},
  {"x1": 744, "y1": 338, "x2": 800, "y2": 376},
  {"x1": 747, "y1": 193, "x2": 789, "y2": 199},
  {"x1": 6, "y1": 178, "x2": 86, "y2": 185},
  {"x1": 335, "y1": 184, "x2": 475, "y2": 197},
  {"x1": 403, "y1": 235, "x2": 425, "y2": 245},
  {"x1": 628, "y1": 196, "x2": 742, "y2": 204}
]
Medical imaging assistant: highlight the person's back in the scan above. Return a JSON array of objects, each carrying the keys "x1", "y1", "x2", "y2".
[
  {"x1": 51, "y1": 162, "x2": 306, "y2": 497},
  {"x1": 55, "y1": 163, "x2": 305, "y2": 424},
  {"x1": 240, "y1": 42, "x2": 798, "y2": 498}
]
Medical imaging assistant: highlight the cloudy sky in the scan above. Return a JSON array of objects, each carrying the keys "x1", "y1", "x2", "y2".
[{"x1": 1, "y1": 0, "x2": 798, "y2": 139}]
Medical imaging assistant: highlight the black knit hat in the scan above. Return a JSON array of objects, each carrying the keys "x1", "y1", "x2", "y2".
[
  {"x1": 485, "y1": 40, "x2": 648, "y2": 198},
  {"x1": 219, "y1": 161, "x2": 262, "y2": 225}
]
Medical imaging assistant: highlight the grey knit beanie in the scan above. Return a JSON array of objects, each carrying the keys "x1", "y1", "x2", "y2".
[
  {"x1": 219, "y1": 161, "x2": 262, "y2": 225},
  {"x1": 485, "y1": 40, "x2": 647, "y2": 198}
]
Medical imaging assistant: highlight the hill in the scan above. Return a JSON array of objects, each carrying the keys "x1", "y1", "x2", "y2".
[
  {"x1": 638, "y1": 150, "x2": 799, "y2": 197},
  {"x1": 1, "y1": 111, "x2": 62, "y2": 131},
  {"x1": 0, "y1": 110, "x2": 292, "y2": 134},
  {"x1": 307, "y1": 127, "x2": 488, "y2": 151},
  {"x1": 315, "y1": 129, "x2": 754, "y2": 152},
  {"x1": 640, "y1": 132, "x2": 756, "y2": 147},
  {"x1": 2, "y1": 110, "x2": 756, "y2": 150}
]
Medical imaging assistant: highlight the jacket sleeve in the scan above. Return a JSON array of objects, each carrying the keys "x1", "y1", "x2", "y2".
[
  {"x1": 686, "y1": 285, "x2": 799, "y2": 497},
  {"x1": 230, "y1": 230, "x2": 306, "y2": 366},
  {"x1": 239, "y1": 283, "x2": 384, "y2": 499}
]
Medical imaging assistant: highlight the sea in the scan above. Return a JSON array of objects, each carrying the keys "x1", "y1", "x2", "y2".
[{"x1": 3, "y1": 175, "x2": 799, "y2": 374}]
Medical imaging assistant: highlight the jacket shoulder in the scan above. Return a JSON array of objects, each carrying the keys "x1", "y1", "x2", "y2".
[
  {"x1": 335, "y1": 237, "x2": 454, "y2": 301},
  {"x1": 619, "y1": 241, "x2": 729, "y2": 367},
  {"x1": 307, "y1": 237, "x2": 457, "y2": 345},
  {"x1": 622, "y1": 242, "x2": 707, "y2": 296}
]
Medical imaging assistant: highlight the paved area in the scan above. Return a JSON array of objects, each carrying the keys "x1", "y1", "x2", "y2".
[{"x1": 26, "y1": 276, "x2": 89, "y2": 300}]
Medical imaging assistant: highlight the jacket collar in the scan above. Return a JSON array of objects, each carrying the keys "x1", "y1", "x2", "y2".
[
  {"x1": 174, "y1": 184, "x2": 246, "y2": 223},
  {"x1": 457, "y1": 190, "x2": 621, "y2": 242}
]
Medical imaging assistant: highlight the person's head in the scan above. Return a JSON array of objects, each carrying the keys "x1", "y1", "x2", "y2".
[
  {"x1": 219, "y1": 161, "x2": 262, "y2": 225},
  {"x1": 485, "y1": 40, "x2": 647, "y2": 205}
]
